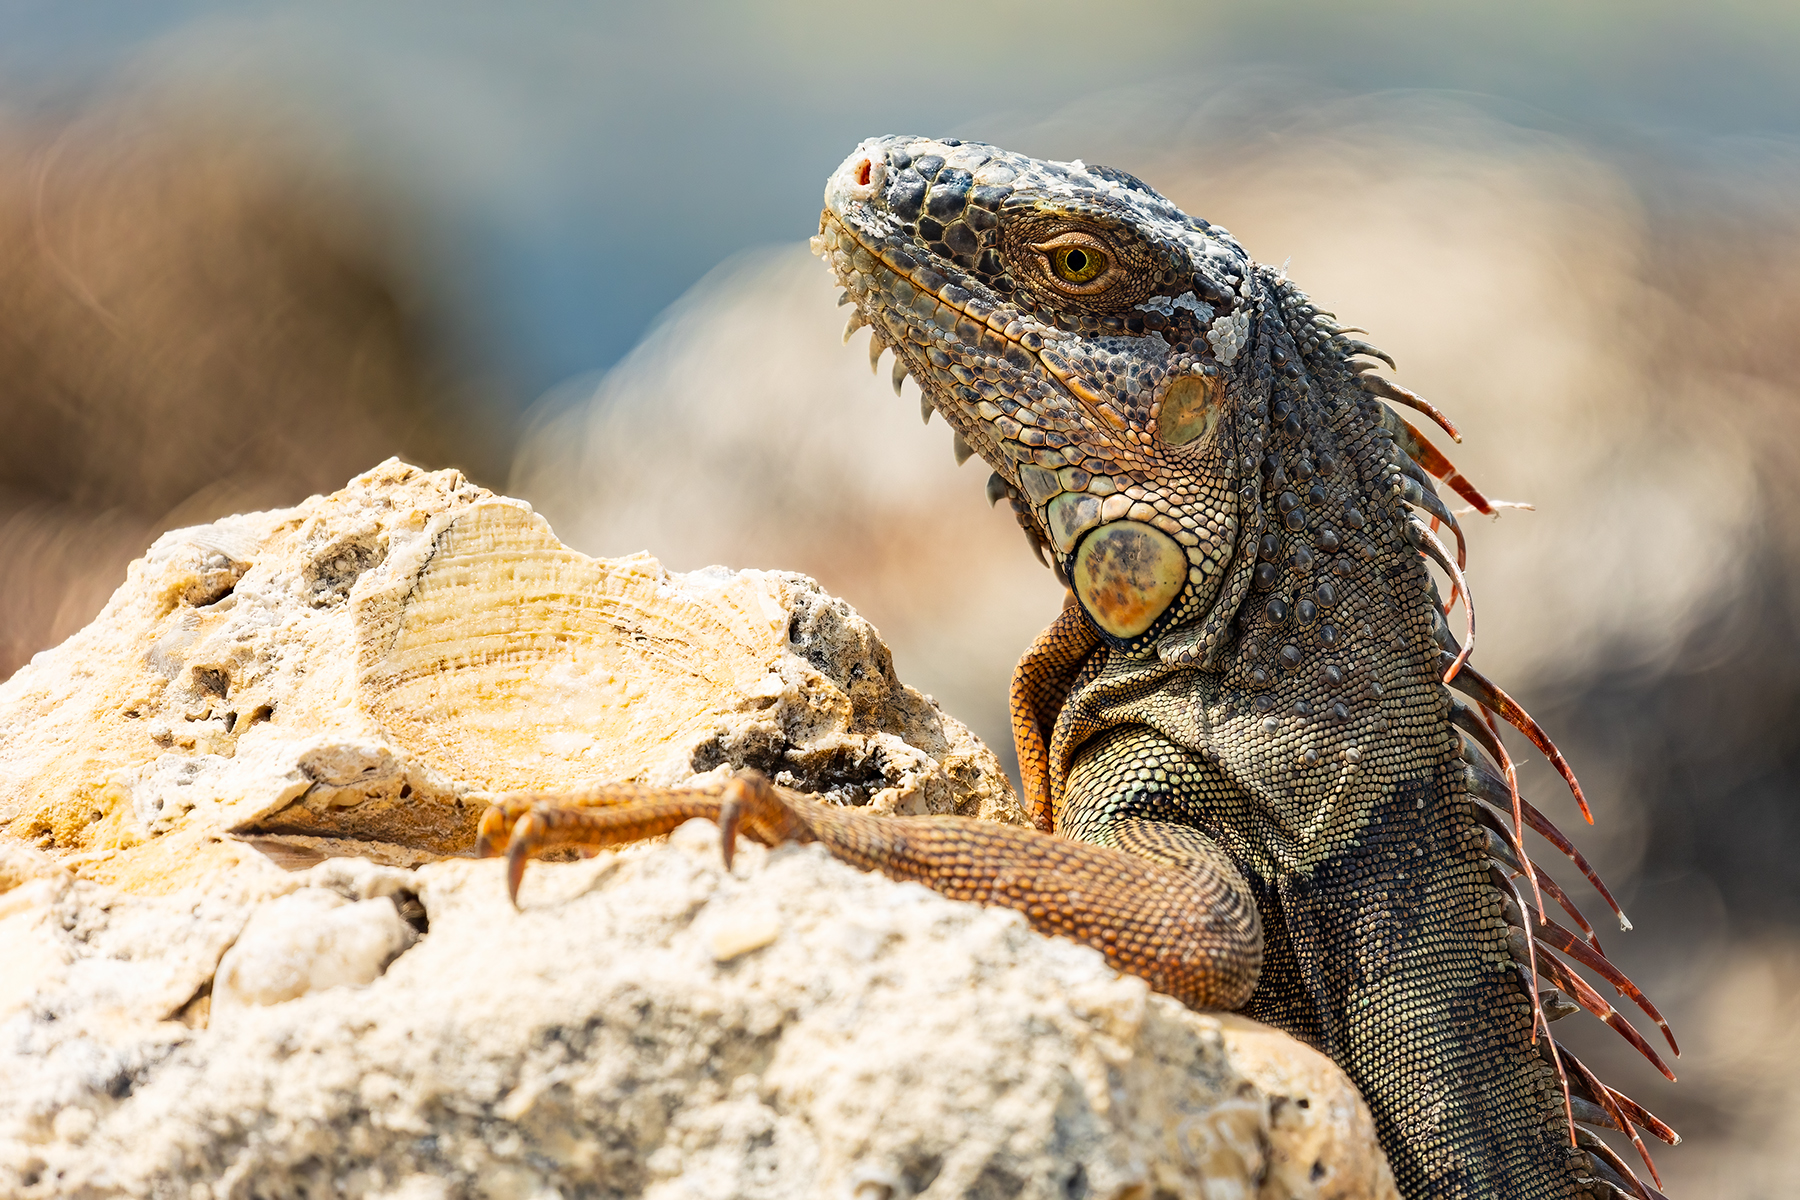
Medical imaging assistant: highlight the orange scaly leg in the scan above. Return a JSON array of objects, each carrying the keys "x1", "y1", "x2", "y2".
[{"x1": 478, "y1": 770, "x2": 1261, "y2": 1012}]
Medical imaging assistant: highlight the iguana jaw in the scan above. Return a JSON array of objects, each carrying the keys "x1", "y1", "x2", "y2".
[{"x1": 814, "y1": 136, "x2": 1255, "y2": 649}]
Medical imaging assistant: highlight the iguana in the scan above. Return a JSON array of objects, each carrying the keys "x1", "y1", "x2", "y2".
[{"x1": 478, "y1": 137, "x2": 1679, "y2": 1199}]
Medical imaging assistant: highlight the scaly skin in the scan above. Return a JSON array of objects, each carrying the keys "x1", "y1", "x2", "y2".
[{"x1": 483, "y1": 136, "x2": 1678, "y2": 1199}]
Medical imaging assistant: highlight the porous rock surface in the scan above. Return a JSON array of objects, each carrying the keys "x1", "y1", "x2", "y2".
[
  {"x1": 0, "y1": 463, "x2": 1396, "y2": 1199},
  {"x1": 0, "y1": 460, "x2": 1018, "y2": 891}
]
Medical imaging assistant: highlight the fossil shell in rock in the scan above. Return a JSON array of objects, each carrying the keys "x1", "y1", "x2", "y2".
[
  {"x1": 0, "y1": 461, "x2": 1018, "y2": 891},
  {"x1": 356, "y1": 499, "x2": 790, "y2": 796}
]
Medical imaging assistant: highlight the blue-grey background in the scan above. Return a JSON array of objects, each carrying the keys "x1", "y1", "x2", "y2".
[{"x1": 6, "y1": 0, "x2": 1797, "y2": 409}]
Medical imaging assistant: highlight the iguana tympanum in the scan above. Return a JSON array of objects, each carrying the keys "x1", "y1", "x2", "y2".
[{"x1": 478, "y1": 137, "x2": 1679, "y2": 1198}]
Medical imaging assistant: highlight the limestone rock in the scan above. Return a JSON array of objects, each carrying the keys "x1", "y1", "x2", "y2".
[
  {"x1": 0, "y1": 462, "x2": 1396, "y2": 1198},
  {"x1": 0, "y1": 822, "x2": 1396, "y2": 1199},
  {"x1": 210, "y1": 887, "x2": 418, "y2": 1016},
  {"x1": 0, "y1": 460, "x2": 1019, "y2": 893}
]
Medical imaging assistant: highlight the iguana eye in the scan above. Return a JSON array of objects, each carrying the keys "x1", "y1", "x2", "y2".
[
  {"x1": 1031, "y1": 233, "x2": 1117, "y2": 293},
  {"x1": 1051, "y1": 245, "x2": 1105, "y2": 283}
]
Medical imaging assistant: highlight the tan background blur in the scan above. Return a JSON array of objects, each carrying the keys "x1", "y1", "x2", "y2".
[{"x1": 4, "y1": 5, "x2": 1799, "y2": 1195}]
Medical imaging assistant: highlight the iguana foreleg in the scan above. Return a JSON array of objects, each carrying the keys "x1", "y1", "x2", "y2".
[{"x1": 478, "y1": 770, "x2": 1262, "y2": 1011}]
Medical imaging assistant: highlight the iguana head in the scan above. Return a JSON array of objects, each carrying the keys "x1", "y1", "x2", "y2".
[{"x1": 814, "y1": 135, "x2": 1316, "y2": 662}]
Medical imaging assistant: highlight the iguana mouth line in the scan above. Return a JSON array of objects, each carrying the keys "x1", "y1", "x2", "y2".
[{"x1": 814, "y1": 210, "x2": 1117, "y2": 421}]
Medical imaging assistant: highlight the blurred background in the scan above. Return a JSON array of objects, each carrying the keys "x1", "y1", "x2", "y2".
[{"x1": 2, "y1": 2, "x2": 1797, "y2": 1193}]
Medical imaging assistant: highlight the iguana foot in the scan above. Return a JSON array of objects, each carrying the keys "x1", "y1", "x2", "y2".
[{"x1": 475, "y1": 773, "x2": 818, "y2": 904}]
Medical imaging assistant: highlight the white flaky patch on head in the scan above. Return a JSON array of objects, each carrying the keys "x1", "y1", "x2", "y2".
[
  {"x1": 1207, "y1": 310, "x2": 1252, "y2": 365},
  {"x1": 1139, "y1": 293, "x2": 1214, "y2": 320}
]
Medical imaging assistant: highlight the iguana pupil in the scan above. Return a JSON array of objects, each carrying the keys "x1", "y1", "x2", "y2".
[{"x1": 1053, "y1": 245, "x2": 1103, "y2": 282}]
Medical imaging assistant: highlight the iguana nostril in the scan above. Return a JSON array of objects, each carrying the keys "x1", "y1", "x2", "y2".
[{"x1": 825, "y1": 146, "x2": 891, "y2": 210}]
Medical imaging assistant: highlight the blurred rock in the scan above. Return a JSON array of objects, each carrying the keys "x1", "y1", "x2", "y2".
[
  {"x1": 0, "y1": 107, "x2": 495, "y2": 681},
  {"x1": 0, "y1": 461, "x2": 1019, "y2": 895},
  {"x1": 210, "y1": 886, "x2": 418, "y2": 1017}
]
